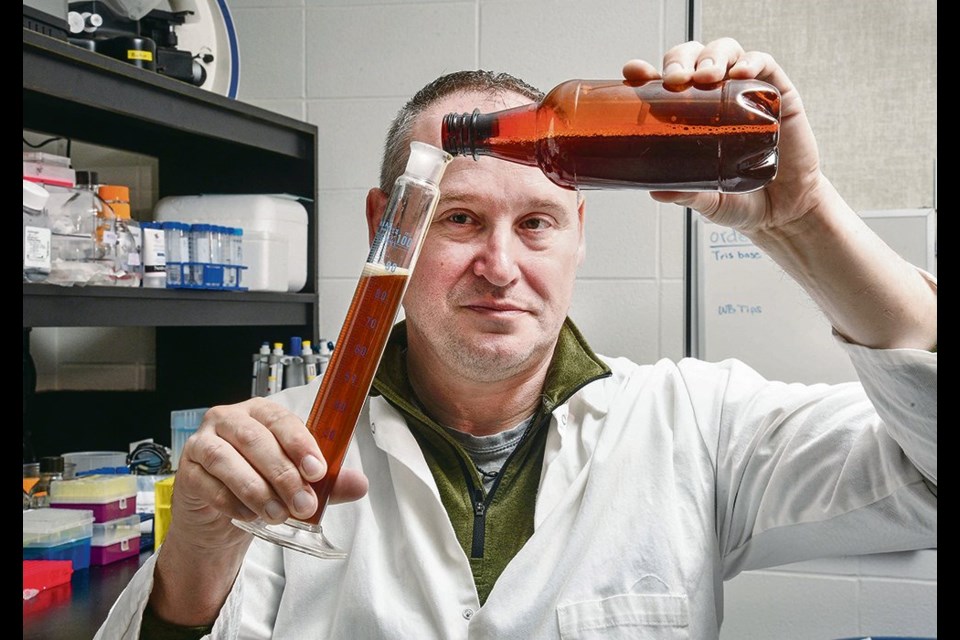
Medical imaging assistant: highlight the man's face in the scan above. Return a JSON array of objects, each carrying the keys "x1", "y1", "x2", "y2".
[{"x1": 375, "y1": 90, "x2": 585, "y2": 384}]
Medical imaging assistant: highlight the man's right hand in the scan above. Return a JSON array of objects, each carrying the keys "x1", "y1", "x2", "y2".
[{"x1": 149, "y1": 398, "x2": 368, "y2": 627}]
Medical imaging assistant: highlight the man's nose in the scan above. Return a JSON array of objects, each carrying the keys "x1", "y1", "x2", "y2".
[{"x1": 472, "y1": 227, "x2": 520, "y2": 287}]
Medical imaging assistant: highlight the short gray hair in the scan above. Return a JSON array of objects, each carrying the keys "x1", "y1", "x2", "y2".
[{"x1": 379, "y1": 70, "x2": 544, "y2": 193}]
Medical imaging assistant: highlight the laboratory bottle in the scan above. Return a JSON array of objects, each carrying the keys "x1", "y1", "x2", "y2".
[
  {"x1": 30, "y1": 456, "x2": 65, "y2": 508},
  {"x1": 97, "y1": 184, "x2": 141, "y2": 286},
  {"x1": 128, "y1": 217, "x2": 143, "y2": 286},
  {"x1": 48, "y1": 170, "x2": 113, "y2": 286},
  {"x1": 441, "y1": 78, "x2": 781, "y2": 193},
  {"x1": 251, "y1": 341, "x2": 271, "y2": 398},
  {"x1": 23, "y1": 179, "x2": 52, "y2": 283},
  {"x1": 140, "y1": 221, "x2": 167, "y2": 288},
  {"x1": 44, "y1": 170, "x2": 96, "y2": 286}
]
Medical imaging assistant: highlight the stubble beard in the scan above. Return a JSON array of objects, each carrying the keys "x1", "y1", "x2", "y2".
[{"x1": 431, "y1": 313, "x2": 563, "y2": 384}]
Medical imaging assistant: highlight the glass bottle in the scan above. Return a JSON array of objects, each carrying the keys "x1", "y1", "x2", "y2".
[
  {"x1": 30, "y1": 456, "x2": 65, "y2": 508},
  {"x1": 97, "y1": 184, "x2": 141, "y2": 287},
  {"x1": 441, "y1": 78, "x2": 781, "y2": 193},
  {"x1": 48, "y1": 171, "x2": 110, "y2": 286}
]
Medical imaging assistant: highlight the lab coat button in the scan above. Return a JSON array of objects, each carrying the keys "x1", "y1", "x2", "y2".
[
  {"x1": 462, "y1": 608, "x2": 474, "y2": 620},
  {"x1": 370, "y1": 421, "x2": 376, "y2": 434}
]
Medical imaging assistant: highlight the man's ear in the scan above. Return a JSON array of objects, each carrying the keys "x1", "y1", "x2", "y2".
[{"x1": 365, "y1": 188, "x2": 389, "y2": 245}]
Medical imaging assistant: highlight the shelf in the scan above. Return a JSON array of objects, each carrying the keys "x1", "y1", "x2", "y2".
[
  {"x1": 23, "y1": 283, "x2": 316, "y2": 328},
  {"x1": 23, "y1": 25, "x2": 321, "y2": 457},
  {"x1": 22, "y1": 26, "x2": 320, "y2": 332},
  {"x1": 23, "y1": 28, "x2": 314, "y2": 168}
]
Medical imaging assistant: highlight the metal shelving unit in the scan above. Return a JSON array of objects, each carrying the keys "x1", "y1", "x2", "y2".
[{"x1": 23, "y1": 27, "x2": 320, "y2": 456}]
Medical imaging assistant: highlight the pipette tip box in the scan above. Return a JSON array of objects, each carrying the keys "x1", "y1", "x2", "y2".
[
  {"x1": 90, "y1": 514, "x2": 141, "y2": 565},
  {"x1": 48, "y1": 474, "x2": 138, "y2": 523},
  {"x1": 23, "y1": 508, "x2": 94, "y2": 570}
]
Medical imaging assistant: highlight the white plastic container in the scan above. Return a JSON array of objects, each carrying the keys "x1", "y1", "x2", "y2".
[
  {"x1": 244, "y1": 230, "x2": 288, "y2": 292},
  {"x1": 61, "y1": 451, "x2": 128, "y2": 475},
  {"x1": 153, "y1": 194, "x2": 308, "y2": 292}
]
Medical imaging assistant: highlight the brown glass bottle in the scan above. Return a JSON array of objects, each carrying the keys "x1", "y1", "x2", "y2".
[{"x1": 441, "y1": 79, "x2": 781, "y2": 193}]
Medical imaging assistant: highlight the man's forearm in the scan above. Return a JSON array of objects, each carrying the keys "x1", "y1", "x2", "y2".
[
  {"x1": 748, "y1": 176, "x2": 937, "y2": 351},
  {"x1": 148, "y1": 528, "x2": 251, "y2": 628}
]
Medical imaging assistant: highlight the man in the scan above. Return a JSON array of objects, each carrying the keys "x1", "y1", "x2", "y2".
[{"x1": 98, "y1": 38, "x2": 936, "y2": 639}]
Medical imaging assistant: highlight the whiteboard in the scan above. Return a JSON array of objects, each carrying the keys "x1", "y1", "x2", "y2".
[{"x1": 690, "y1": 209, "x2": 936, "y2": 384}]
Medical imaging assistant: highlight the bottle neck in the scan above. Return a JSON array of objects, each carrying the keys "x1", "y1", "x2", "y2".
[{"x1": 441, "y1": 104, "x2": 540, "y2": 167}]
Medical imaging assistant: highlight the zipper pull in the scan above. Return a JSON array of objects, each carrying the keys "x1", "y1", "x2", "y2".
[{"x1": 471, "y1": 489, "x2": 487, "y2": 558}]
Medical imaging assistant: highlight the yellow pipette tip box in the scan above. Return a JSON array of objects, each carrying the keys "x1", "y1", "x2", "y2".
[{"x1": 154, "y1": 475, "x2": 176, "y2": 550}]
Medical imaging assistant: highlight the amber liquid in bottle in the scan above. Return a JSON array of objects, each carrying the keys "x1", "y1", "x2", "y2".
[
  {"x1": 442, "y1": 79, "x2": 781, "y2": 193},
  {"x1": 301, "y1": 263, "x2": 409, "y2": 525}
]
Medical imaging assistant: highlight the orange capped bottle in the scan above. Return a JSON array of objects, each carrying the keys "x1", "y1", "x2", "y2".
[{"x1": 441, "y1": 78, "x2": 780, "y2": 193}]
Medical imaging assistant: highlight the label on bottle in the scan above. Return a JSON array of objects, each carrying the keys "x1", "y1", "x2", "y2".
[
  {"x1": 142, "y1": 227, "x2": 167, "y2": 272},
  {"x1": 24, "y1": 226, "x2": 52, "y2": 272}
]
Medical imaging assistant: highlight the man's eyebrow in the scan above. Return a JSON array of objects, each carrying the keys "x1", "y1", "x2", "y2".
[
  {"x1": 437, "y1": 190, "x2": 473, "y2": 205},
  {"x1": 438, "y1": 191, "x2": 572, "y2": 213}
]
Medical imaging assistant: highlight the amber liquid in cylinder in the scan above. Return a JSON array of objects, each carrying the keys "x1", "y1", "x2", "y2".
[{"x1": 300, "y1": 263, "x2": 409, "y2": 525}]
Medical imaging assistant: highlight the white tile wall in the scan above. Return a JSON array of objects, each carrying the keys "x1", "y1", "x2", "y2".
[
  {"x1": 231, "y1": 7, "x2": 306, "y2": 99},
  {"x1": 306, "y1": 97, "x2": 400, "y2": 190},
  {"x1": 720, "y1": 572, "x2": 861, "y2": 640},
  {"x1": 305, "y1": 4, "x2": 477, "y2": 98},
  {"x1": 859, "y1": 577, "x2": 938, "y2": 638},
  {"x1": 570, "y1": 279, "x2": 661, "y2": 364}
]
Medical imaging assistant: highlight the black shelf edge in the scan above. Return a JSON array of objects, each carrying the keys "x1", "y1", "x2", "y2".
[
  {"x1": 23, "y1": 27, "x2": 316, "y2": 162},
  {"x1": 23, "y1": 283, "x2": 317, "y2": 328}
]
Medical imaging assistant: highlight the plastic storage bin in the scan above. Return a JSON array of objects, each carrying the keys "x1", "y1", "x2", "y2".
[
  {"x1": 91, "y1": 514, "x2": 141, "y2": 565},
  {"x1": 23, "y1": 508, "x2": 94, "y2": 570},
  {"x1": 49, "y1": 474, "x2": 138, "y2": 523},
  {"x1": 153, "y1": 194, "x2": 308, "y2": 292},
  {"x1": 61, "y1": 450, "x2": 128, "y2": 476},
  {"x1": 243, "y1": 230, "x2": 288, "y2": 292}
]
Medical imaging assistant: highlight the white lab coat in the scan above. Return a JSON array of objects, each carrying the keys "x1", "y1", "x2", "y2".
[{"x1": 97, "y1": 338, "x2": 936, "y2": 639}]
